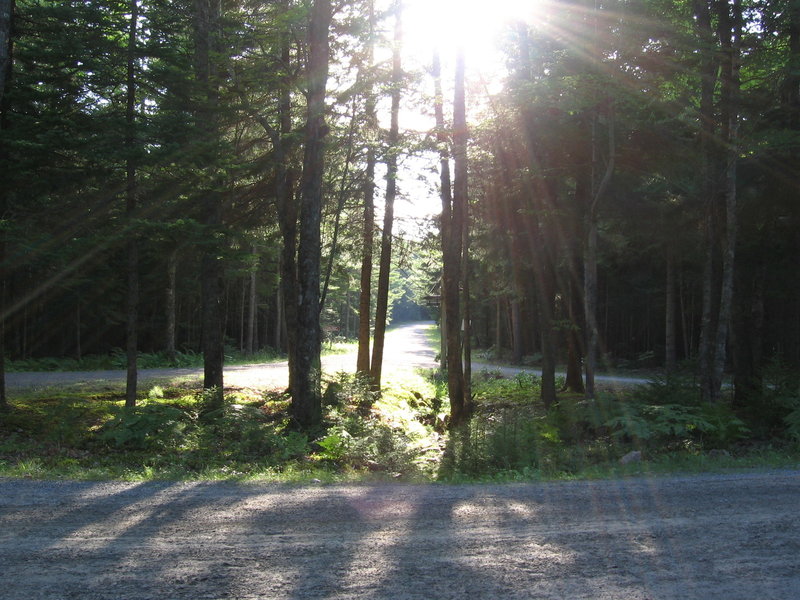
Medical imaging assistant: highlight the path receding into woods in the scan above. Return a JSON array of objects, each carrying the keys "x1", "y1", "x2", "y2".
[
  {"x1": 1, "y1": 470, "x2": 799, "y2": 599},
  {"x1": 5, "y1": 321, "x2": 649, "y2": 392}
]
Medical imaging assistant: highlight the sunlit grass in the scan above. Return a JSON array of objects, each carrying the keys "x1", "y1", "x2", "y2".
[{"x1": 2, "y1": 369, "x2": 798, "y2": 484}]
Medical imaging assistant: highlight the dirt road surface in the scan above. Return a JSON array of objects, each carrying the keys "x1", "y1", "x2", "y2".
[
  {"x1": 5, "y1": 321, "x2": 648, "y2": 393},
  {"x1": 2, "y1": 471, "x2": 799, "y2": 599}
]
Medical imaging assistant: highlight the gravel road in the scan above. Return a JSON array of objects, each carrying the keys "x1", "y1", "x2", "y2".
[
  {"x1": 2, "y1": 470, "x2": 799, "y2": 599},
  {"x1": 5, "y1": 321, "x2": 647, "y2": 393}
]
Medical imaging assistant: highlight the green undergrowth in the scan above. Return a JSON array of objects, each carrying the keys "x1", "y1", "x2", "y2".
[
  {"x1": 0, "y1": 367, "x2": 444, "y2": 482},
  {"x1": 1, "y1": 366, "x2": 798, "y2": 483},
  {"x1": 437, "y1": 368, "x2": 800, "y2": 481},
  {"x1": 6, "y1": 341, "x2": 358, "y2": 373}
]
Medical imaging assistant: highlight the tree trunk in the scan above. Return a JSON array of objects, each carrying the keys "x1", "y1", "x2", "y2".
[
  {"x1": 275, "y1": 13, "x2": 298, "y2": 392},
  {"x1": 124, "y1": 0, "x2": 139, "y2": 408},
  {"x1": 450, "y1": 45, "x2": 470, "y2": 424},
  {"x1": 698, "y1": 0, "x2": 741, "y2": 402},
  {"x1": 0, "y1": 0, "x2": 11, "y2": 106},
  {"x1": 370, "y1": 0, "x2": 402, "y2": 390},
  {"x1": 321, "y1": 98, "x2": 357, "y2": 311},
  {"x1": 165, "y1": 248, "x2": 177, "y2": 362},
  {"x1": 695, "y1": 0, "x2": 720, "y2": 402},
  {"x1": 292, "y1": 0, "x2": 331, "y2": 430},
  {"x1": 584, "y1": 105, "x2": 614, "y2": 399},
  {"x1": 564, "y1": 282, "x2": 585, "y2": 393},
  {"x1": 0, "y1": 0, "x2": 13, "y2": 412},
  {"x1": 583, "y1": 208, "x2": 598, "y2": 396},
  {"x1": 246, "y1": 245, "x2": 257, "y2": 355},
  {"x1": 461, "y1": 153, "x2": 472, "y2": 408},
  {"x1": 433, "y1": 48, "x2": 464, "y2": 424},
  {"x1": 194, "y1": 0, "x2": 225, "y2": 408},
  {"x1": 356, "y1": 0, "x2": 376, "y2": 376},
  {"x1": 665, "y1": 246, "x2": 677, "y2": 374},
  {"x1": 274, "y1": 265, "x2": 283, "y2": 351},
  {"x1": 710, "y1": 0, "x2": 741, "y2": 400}
]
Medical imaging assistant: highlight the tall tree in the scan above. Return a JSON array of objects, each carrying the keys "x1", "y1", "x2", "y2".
[
  {"x1": 194, "y1": 0, "x2": 225, "y2": 410},
  {"x1": 0, "y1": 0, "x2": 10, "y2": 105},
  {"x1": 450, "y1": 44, "x2": 470, "y2": 424},
  {"x1": 292, "y1": 0, "x2": 331, "y2": 430},
  {"x1": 0, "y1": 0, "x2": 12, "y2": 412},
  {"x1": 356, "y1": 0, "x2": 376, "y2": 377},
  {"x1": 370, "y1": 0, "x2": 402, "y2": 390},
  {"x1": 697, "y1": 0, "x2": 742, "y2": 402},
  {"x1": 124, "y1": 0, "x2": 139, "y2": 408}
]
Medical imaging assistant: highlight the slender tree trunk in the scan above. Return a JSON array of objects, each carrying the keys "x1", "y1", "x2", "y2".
[
  {"x1": 461, "y1": 163, "x2": 472, "y2": 408},
  {"x1": 165, "y1": 248, "x2": 177, "y2": 362},
  {"x1": 0, "y1": 0, "x2": 11, "y2": 106},
  {"x1": 433, "y1": 48, "x2": 464, "y2": 423},
  {"x1": 124, "y1": 0, "x2": 139, "y2": 408},
  {"x1": 665, "y1": 246, "x2": 677, "y2": 374},
  {"x1": 697, "y1": 0, "x2": 741, "y2": 402},
  {"x1": 0, "y1": 0, "x2": 13, "y2": 412},
  {"x1": 275, "y1": 15, "x2": 298, "y2": 392},
  {"x1": 274, "y1": 265, "x2": 283, "y2": 351},
  {"x1": 710, "y1": 0, "x2": 741, "y2": 400},
  {"x1": 292, "y1": 0, "x2": 331, "y2": 430},
  {"x1": 320, "y1": 98, "x2": 358, "y2": 311},
  {"x1": 494, "y1": 296, "x2": 502, "y2": 353},
  {"x1": 356, "y1": 0, "x2": 376, "y2": 376},
  {"x1": 510, "y1": 296, "x2": 523, "y2": 364},
  {"x1": 583, "y1": 104, "x2": 614, "y2": 398},
  {"x1": 564, "y1": 282, "x2": 585, "y2": 393},
  {"x1": 194, "y1": 0, "x2": 225, "y2": 407},
  {"x1": 695, "y1": 0, "x2": 720, "y2": 402},
  {"x1": 450, "y1": 45, "x2": 470, "y2": 424},
  {"x1": 370, "y1": 0, "x2": 402, "y2": 390},
  {"x1": 246, "y1": 245, "x2": 257, "y2": 355},
  {"x1": 584, "y1": 209, "x2": 598, "y2": 397}
]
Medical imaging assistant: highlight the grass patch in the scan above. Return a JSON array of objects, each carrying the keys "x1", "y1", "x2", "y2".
[
  {"x1": 2, "y1": 365, "x2": 798, "y2": 483},
  {"x1": 436, "y1": 368, "x2": 800, "y2": 482}
]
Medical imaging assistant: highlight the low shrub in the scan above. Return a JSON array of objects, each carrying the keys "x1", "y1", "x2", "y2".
[{"x1": 99, "y1": 403, "x2": 192, "y2": 450}]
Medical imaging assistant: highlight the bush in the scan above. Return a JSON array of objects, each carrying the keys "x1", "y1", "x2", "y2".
[
  {"x1": 99, "y1": 403, "x2": 191, "y2": 450},
  {"x1": 633, "y1": 374, "x2": 701, "y2": 407},
  {"x1": 316, "y1": 414, "x2": 418, "y2": 474},
  {"x1": 201, "y1": 403, "x2": 309, "y2": 462},
  {"x1": 440, "y1": 408, "x2": 558, "y2": 477}
]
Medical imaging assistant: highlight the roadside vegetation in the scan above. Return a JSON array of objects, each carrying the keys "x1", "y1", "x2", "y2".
[
  {"x1": 2, "y1": 362, "x2": 798, "y2": 482},
  {"x1": 6, "y1": 340, "x2": 357, "y2": 373}
]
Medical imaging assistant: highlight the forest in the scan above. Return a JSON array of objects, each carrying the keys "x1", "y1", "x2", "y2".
[{"x1": 0, "y1": 0, "x2": 799, "y2": 479}]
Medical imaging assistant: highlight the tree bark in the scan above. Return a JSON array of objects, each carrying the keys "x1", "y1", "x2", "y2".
[
  {"x1": 370, "y1": 0, "x2": 402, "y2": 390},
  {"x1": 124, "y1": 0, "x2": 139, "y2": 408},
  {"x1": 564, "y1": 282, "x2": 585, "y2": 393},
  {"x1": 450, "y1": 45, "x2": 470, "y2": 424},
  {"x1": 356, "y1": 0, "x2": 376, "y2": 376},
  {"x1": 246, "y1": 244, "x2": 257, "y2": 355},
  {"x1": 292, "y1": 0, "x2": 331, "y2": 430},
  {"x1": 0, "y1": 0, "x2": 11, "y2": 106},
  {"x1": 433, "y1": 48, "x2": 465, "y2": 424},
  {"x1": 321, "y1": 98, "x2": 358, "y2": 312},
  {"x1": 275, "y1": 7, "x2": 298, "y2": 393},
  {"x1": 194, "y1": 0, "x2": 225, "y2": 408},
  {"x1": 698, "y1": 0, "x2": 741, "y2": 402},
  {"x1": 665, "y1": 246, "x2": 677, "y2": 374},
  {"x1": 583, "y1": 105, "x2": 614, "y2": 399},
  {"x1": 0, "y1": 0, "x2": 13, "y2": 412},
  {"x1": 165, "y1": 248, "x2": 177, "y2": 362},
  {"x1": 710, "y1": 0, "x2": 741, "y2": 400},
  {"x1": 695, "y1": 0, "x2": 720, "y2": 402}
]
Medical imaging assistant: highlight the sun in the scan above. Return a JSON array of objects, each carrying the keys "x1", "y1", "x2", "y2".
[{"x1": 403, "y1": 0, "x2": 548, "y2": 77}]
